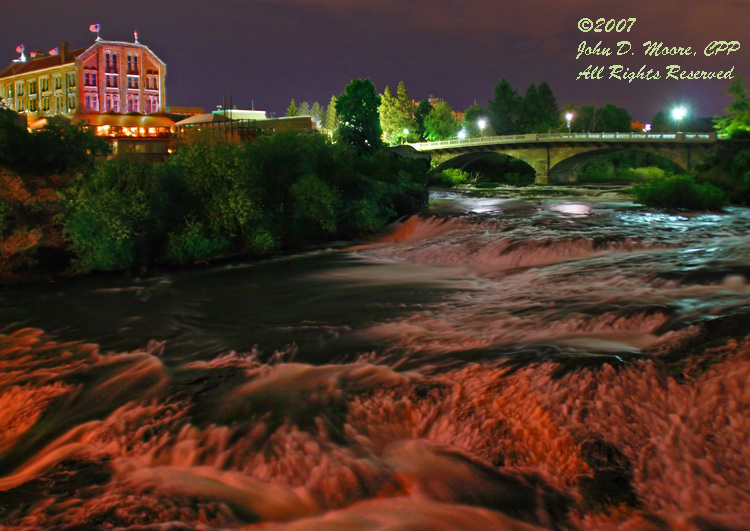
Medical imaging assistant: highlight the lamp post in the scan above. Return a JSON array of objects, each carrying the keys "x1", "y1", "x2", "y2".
[
  {"x1": 565, "y1": 112, "x2": 574, "y2": 133},
  {"x1": 672, "y1": 106, "x2": 687, "y2": 133},
  {"x1": 402, "y1": 128, "x2": 409, "y2": 145},
  {"x1": 458, "y1": 129, "x2": 466, "y2": 140},
  {"x1": 478, "y1": 118, "x2": 486, "y2": 139}
]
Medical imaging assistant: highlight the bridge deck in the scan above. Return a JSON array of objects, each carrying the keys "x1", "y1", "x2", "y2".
[{"x1": 410, "y1": 132, "x2": 720, "y2": 151}]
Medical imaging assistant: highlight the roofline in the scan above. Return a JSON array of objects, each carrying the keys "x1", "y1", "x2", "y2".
[
  {"x1": 78, "y1": 40, "x2": 166, "y2": 67},
  {"x1": 0, "y1": 61, "x2": 78, "y2": 79}
]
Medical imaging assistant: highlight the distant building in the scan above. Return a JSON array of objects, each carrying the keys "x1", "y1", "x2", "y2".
[
  {"x1": 0, "y1": 35, "x2": 166, "y2": 117},
  {"x1": 167, "y1": 106, "x2": 205, "y2": 117}
]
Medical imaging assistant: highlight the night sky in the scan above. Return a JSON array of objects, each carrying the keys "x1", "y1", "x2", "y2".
[{"x1": 2, "y1": 0, "x2": 748, "y2": 122}]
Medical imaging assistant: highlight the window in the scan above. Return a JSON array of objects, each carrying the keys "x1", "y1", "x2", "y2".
[
  {"x1": 106, "y1": 94, "x2": 120, "y2": 112},
  {"x1": 127, "y1": 55, "x2": 132, "y2": 73},
  {"x1": 55, "y1": 75, "x2": 62, "y2": 90},
  {"x1": 29, "y1": 81, "x2": 37, "y2": 94},
  {"x1": 42, "y1": 96, "x2": 50, "y2": 111},
  {"x1": 112, "y1": 53, "x2": 118, "y2": 72},
  {"x1": 41, "y1": 78, "x2": 49, "y2": 92},
  {"x1": 127, "y1": 95, "x2": 139, "y2": 112},
  {"x1": 146, "y1": 95, "x2": 159, "y2": 113},
  {"x1": 17, "y1": 82, "x2": 24, "y2": 96},
  {"x1": 68, "y1": 73, "x2": 75, "y2": 87},
  {"x1": 29, "y1": 99, "x2": 37, "y2": 112},
  {"x1": 68, "y1": 95, "x2": 76, "y2": 110},
  {"x1": 134, "y1": 55, "x2": 138, "y2": 73},
  {"x1": 85, "y1": 72, "x2": 90, "y2": 86}
]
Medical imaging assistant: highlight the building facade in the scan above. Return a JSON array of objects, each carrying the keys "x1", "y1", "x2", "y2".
[{"x1": 0, "y1": 36, "x2": 166, "y2": 117}]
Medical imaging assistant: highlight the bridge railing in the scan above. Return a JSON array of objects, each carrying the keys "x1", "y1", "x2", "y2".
[{"x1": 410, "y1": 131, "x2": 718, "y2": 150}]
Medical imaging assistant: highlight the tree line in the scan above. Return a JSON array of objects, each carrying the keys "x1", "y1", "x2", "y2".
[{"x1": 287, "y1": 75, "x2": 750, "y2": 146}]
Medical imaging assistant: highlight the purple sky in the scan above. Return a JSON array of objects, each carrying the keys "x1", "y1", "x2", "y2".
[{"x1": 2, "y1": 0, "x2": 748, "y2": 122}]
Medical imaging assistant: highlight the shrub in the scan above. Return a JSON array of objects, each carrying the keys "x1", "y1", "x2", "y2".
[
  {"x1": 432, "y1": 168, "x2": 470, "y2": 187},
  {"x1": 627, "y1": 166, "x2": 665, "y2": 181},
  {"x1": 631, "y1": 175, "x2": 726, "y2": 210},
  {"x1": 64, "y1": 159, "x2": 161, "y2": 271},
  {"x1": 63, "y1": 133, "x2": 427, "y2": 273}
]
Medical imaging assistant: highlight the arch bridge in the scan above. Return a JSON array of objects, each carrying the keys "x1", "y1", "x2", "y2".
[{"x1": 409, "y1": 132, "x2": 720, "y2": 184}]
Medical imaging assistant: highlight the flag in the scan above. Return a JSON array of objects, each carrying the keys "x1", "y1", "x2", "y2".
[
  {"x1": 16, "y1": 44, "x2": 24, "y2": 53},
  {"x1": 49, "y1": 47, "x2": 59, "y2": 56},
  {"x1": 89, "y1": 23, "x2": 100, "y2": 32},
  {"x1": 30, "y1": 51, "x2": 38, "y2": 58}
]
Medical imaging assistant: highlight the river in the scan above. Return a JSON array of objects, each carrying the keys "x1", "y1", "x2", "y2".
[{"x1": 1, "y1": 190, "x2": 748, "y2": 530}]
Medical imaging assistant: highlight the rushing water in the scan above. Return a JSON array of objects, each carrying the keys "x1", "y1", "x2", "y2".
[{"x1": 1, "y1": 191, "x2": 749, "y2": 530}]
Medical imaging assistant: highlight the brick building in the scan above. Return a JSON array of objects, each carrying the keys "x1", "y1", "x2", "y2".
[{"x1": 0, "y1": 34, "x2": 166, "y2": 117}]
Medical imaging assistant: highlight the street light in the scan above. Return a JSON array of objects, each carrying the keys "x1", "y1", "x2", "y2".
[
  {"x1": 672, "y1": 106, "x2": 687, "y2": 133},
  {"x1": 402, "y1": 128, "x2": 409, "y2": 145},
  {"x1": 458, "y1": 129, "x2": 466, "y2": 140},
  {"x1": 478, "y1": 118, "x2": 487, "y2": 139},
  {"x1": 565, "y1": 112, "x2": 574, "y2": 133}
]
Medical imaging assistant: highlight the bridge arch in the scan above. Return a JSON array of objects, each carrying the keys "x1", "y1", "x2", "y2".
[
  {"x1": 549, "y1": 147, "x2": 687, "y2": 182},
  {"x1": 433, "y1": 151, "x2": 535, "y2": 177}
]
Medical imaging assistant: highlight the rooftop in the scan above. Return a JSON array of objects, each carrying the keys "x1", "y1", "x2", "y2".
[{"x1": 0, "y1": 48, "x2": 85, "y2": 78}]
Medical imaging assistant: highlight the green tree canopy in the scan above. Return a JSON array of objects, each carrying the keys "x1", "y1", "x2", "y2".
[
  {"x1": 537, "y1": 81, "x2": 561, "y2": 132},
  {"x1": 488, "y1": 78, "x2": 522, "y2": 135},
  {"x1": 463, "y1": 103, "x2": 486, "y2": 138},
  {"x1": 379, "y1": 81, "x2": 416, "y2": 145},
  {"x1": 651, "y1": 110, "x2": 670, "y2": 132},
  {"x1": 714, "y1": 76, "x2": 750, "y2": 138},
  {"x1": 298, "y1": 101, "x2": 310, "y2": 117},
  {"x1": 285, "y1": 99, "x2": 298, "y2": 117},
  {"x1": 414, "y1": 99, "x2": 432, "y2": 141},
  {"x1": 520, "y1": 84, "x2": 543, "y2": 133},
  {"x1": 335, "y1": 78, "x2": 384, "y2": 155},
  {"x1": 325, "y1": 95, "x2": 338, "y2": 132},
  {"x1": 424, "y1": 101, "x2": 458, "y2": 141},
  {"x1": 568, "y1": 103, "x2": 632, "y2": 132},
  {"x1": 310, "y1": 101, "x2": 323, "y2": 128}
]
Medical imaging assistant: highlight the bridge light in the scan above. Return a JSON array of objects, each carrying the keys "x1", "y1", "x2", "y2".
[
  {"x1": 672, "y1": 106, "x2": 687, "y2": 132},
  {"x1": 458, "y1": 129, "x2": 466, "y2": 140},
  {"x1": 565, "y1": 112, "x2": 574, "y2": 133}
]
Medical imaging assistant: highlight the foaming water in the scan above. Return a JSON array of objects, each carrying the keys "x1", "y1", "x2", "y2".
[{"x1": 1, "y1": 197, "x2": 749, "y2": 530}]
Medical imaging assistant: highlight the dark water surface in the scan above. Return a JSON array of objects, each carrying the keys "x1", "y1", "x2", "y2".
[{"x1": 1, "y1": 193, "x2": 748, "y2": 530}]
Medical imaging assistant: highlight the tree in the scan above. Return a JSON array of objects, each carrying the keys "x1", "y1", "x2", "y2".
[
  {"x1": 379, "y1": 81, "x2": 416, "y2": 145},
  {"x1": 488, "y1": 78, "x2": 522, "y2": 135},
  {"x1": 379, "y1": 86, "x2": 401, "y2": 145},
  {"x1": 396, "y1": 81, "x2": 416, "y2": 142},
  {"x1": 571, "y1": 103, "x2": 631, "y2": 132},
  {"x1": 520, "y1": 83, "x2": 543, "y2": 133},
  {"x1": 414, "y1": 99, "x2": 432, "y2": 141},
  {"x1": 652, "y1": 111, "x2": 670, "y2": 132},
  {"x1": 335, "y1": 78, "x2": 383, "y2": 155},
  {"x1": 598, "y1": 103, "x2": 632, "y2": 132},
  {"x1": 286, "y1": 99, "x2": 298, "y2": 117},
  {"x1": 311, "y1": 101, "x2": 323, "y2": 128},
  {"x1": 424, "y1": 101, "x2": 458, "y2": 141},
  {"x1": 537, "y1": 81, "x2": 560, "y2": 132},
  {"x1": 298, "y1": 101, "x2": 310, "y2": 117},
  {"x1": 463, "y1": 103, "x2": 485, "y2": 138},
  {"x1": 714, "y1": 76, "x2": 750, "y2": 138},
  {"x1": 325, "y1": 95, "x2": 338, "y2": 132}
]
